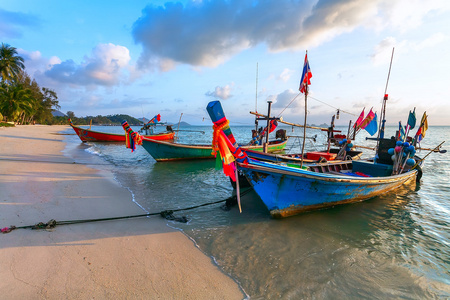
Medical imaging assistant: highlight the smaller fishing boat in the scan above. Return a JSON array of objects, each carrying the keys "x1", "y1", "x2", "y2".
[
  {"x1": 121, "y1": 120, "x2": 287, "y2": 161},
  {"x1": 69, "y1": 118, "x2": 175, "y2": 142},
  {"x1": 139, "y1": 137, "x2": 288, "y2": 162}
]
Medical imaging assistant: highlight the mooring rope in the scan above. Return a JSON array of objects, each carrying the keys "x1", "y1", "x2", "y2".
[{"x1": 1, "y1": 188, "x2": 253, "y2": 234}]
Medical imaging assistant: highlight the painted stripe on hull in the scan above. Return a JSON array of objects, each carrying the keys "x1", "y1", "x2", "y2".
[
  {"x1": 141, "y1": 139, "x2": 288, "y2": 161},
  {"x1": 141, "y1": 139, "x2": 213, "y2": 161}
]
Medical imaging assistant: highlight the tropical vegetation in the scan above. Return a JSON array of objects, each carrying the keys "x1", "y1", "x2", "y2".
[
  {"x1": 68, "y1": 114, "x2": 143, "y2": 126},
  {"x1": 0, "y1": 43, "x2": 60, "y2": 125},
  {"x1": 0, "y1": 43, "x2": 152, "y2": 127}
]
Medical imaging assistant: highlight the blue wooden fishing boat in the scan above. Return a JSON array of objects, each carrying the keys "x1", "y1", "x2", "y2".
[
  {"x1": 235, "y1": 158, "x2": 421, "y2": 218},
  {"x1": 206, "y1": 100, "x2": 425, "y2": 218}
]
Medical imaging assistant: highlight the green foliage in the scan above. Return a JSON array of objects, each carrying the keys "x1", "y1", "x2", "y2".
[
  {"x1": 0, "y1": 44, "x2": 143, "y2": 126},
  {"x1": 0, "y1": 122, "x2": 14, "y2": 127},
  {"x1": 106, "y1": 114, "x2": 142, "y2": 125},
  {"x1": 68, "y1": 114, "x2": 142, "y2": 126},
  {"x1": 0, "y1": 44, "x2": 60, "y2": 125},
  {"x1": 0, "y1": 43, "x2": 25, "y2": 83}
]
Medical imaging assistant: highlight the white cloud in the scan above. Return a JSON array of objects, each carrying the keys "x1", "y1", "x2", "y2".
[
  {"x1": 270, "y1": 89, "x2": 301, "y2": 109},
  {"x1": 370, "y1": 37, "x2": 398, "y2": 66},
  {"x1": 44, "y1": 43, "x2": 131, "y2": 86},
  {"x1": 374, "y1": 0, "x2": 449, "y2": 32},
  {"x1": 278, "y1": 69, "x2": 294, "y2": 82},
  {"x1": 412, "y1": 33, "x2": 447, "y2": 51},
  {"x1": 371, "y1": 32, "x2": 447, "y2": 66},
  {"x1": 131, "y1": 0, "x2": 448, "y2": 71},
  {"x1": 205, "y1": 84, "x2": 234, "y2": 100}
]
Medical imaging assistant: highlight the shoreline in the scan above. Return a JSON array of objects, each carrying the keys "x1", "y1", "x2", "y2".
[{"x1": 0, "y1": 125, "x2": 244, "y2": 299}]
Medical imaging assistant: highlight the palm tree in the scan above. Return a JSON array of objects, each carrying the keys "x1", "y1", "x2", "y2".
[
  {"x1": 0, "y1": 82, "x2": 33, "y2": 123},
  {"x1": 0, "y1": 43, "x2": 25, "y2": 83}
]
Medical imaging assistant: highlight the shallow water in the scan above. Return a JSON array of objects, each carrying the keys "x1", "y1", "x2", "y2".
[{"x1": 64, "y1": 124, "x2": 450, "y2": 299}]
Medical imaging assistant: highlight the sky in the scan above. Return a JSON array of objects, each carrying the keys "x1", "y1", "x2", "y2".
[{"x1": 1, "y1": 0, "x2": 450, "y2": 126}]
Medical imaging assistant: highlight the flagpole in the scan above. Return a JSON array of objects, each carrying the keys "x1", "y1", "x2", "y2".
[
  {"x1": 300, "y1": 50, "x2": 308, "y2": 169},
  {"x1": 297, "y1": 50, "x2": 312, "y2": 168},
  {"x1": 300, "y1": 83, "x2": 307, "y2": 168}
]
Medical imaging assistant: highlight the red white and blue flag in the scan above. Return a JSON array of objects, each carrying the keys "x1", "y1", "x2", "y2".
[{"x1": 299, "y1": 53, "x2": 312, "y2": 94}]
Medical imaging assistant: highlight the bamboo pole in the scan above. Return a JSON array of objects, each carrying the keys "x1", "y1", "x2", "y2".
[
  {"x1": 412, "y1": 141, "x2": 445, "y2": 170},
  {"x1": 176, "y1": 113, "x2": 183, "y2": 141},
  {"x1": 249, "y1": 111, "x2": 325, "y2": 130},
  {"x1": 353, "y1": 145, "x2": 376, "y2": 151},
  {"x1": 417, "y1": 146, "x2": 446, "y2": 153}
]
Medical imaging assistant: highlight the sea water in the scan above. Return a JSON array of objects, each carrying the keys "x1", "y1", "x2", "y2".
[{"x1": 63, "y1": 124, "x2": 450, "y2": 299}]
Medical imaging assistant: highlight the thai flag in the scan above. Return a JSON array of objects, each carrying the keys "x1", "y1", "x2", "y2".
[{"x1": 299, "y1": 53, "x2": 312, "y2": 94}]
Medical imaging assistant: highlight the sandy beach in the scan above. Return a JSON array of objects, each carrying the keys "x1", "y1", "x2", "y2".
[{"x1": 0, "y1": 125, "x2": 244, "y2": 299}]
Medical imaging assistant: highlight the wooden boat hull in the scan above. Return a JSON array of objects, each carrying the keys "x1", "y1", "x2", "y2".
[
  {"x1": 71, "y1": 125, "x2": 175, "y2": 142},
  {"x1": 238, "y1": 159, "x2": 419, "y2": 218},
  {"x1": 141, "y1": 138, "x2": 288, "y2": 161}
]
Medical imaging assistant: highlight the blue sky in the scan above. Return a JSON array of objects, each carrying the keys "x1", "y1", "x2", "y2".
[{"x1": 1, "y1": 0, "x2": 449, "y2": 126}]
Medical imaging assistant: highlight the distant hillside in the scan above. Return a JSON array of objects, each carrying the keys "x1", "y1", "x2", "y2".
[
  {"x1": 62, "y1": 114, "x2": 194, "y2": 126},
  {"x1": 68, "y1": 114, "x2": 142, "y2": 125},
  {"x1": 137, "y1": 118, "x2": 191, "y2": 126},
  {"x1": 52, "y1": 110, "x2": 66, "y2": 117},
  {"x1": 166, "y1": 121, "x2": 191, "y2": 126},
  {"x1": 310, "y1": 123, "x2": 329, "y2": 128},
  {"x1": 138, "y1": 117, "x2": 150, "y2": 123}
]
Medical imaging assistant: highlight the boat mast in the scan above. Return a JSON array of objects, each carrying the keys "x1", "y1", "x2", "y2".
[
  {"x1": 264, "y1": 100, "x2": 272, "y2": 152},
  {"x1": 255, "y1": 63, "x2": 259, "y2": 133},
  {"x1": 376, "y1": 47, "x2": 395, "y2": 156}
]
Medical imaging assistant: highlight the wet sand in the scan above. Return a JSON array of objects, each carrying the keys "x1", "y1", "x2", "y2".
[{"x1": 0, "y1": 125, "x2": 244, "y2": 299}]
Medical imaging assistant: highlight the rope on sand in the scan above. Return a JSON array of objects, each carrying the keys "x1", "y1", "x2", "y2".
[{"x1": 1, "y1": 189, "x2": 252, "y2": 234}]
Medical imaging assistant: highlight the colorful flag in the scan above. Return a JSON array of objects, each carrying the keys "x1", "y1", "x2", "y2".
[
  {"x1": 354, "y1": 108, "x2": 365, "y2": 127},
  {"x1": 148, "y1": 114, "x2": 161, "y2": 124},
  {"x1": 268, "y1": 119, "x2": 278, "y2": 133},
  {"x1": 407, "y1": 108, "x2": 416, "y2": 130},
  {"x1": 398, "y1": 121, "x2": 405, "y2": 141},
  {"x1": 299, "y1": 53, "x2": 312, "y2": 94},
  {"x1": 415, "y1": 112, "x2": 428, "y2": 142},
  {"x1": 359, "y1": 109, "x2": 375, "y2": 129},
  {"x1": 364, "y1": 113, "x2": 378, "y2": 136}
]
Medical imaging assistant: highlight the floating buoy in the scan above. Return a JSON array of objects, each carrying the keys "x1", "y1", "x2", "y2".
[{"x1": 406, "y1": 158, "x2": 415, "y2": 166}]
